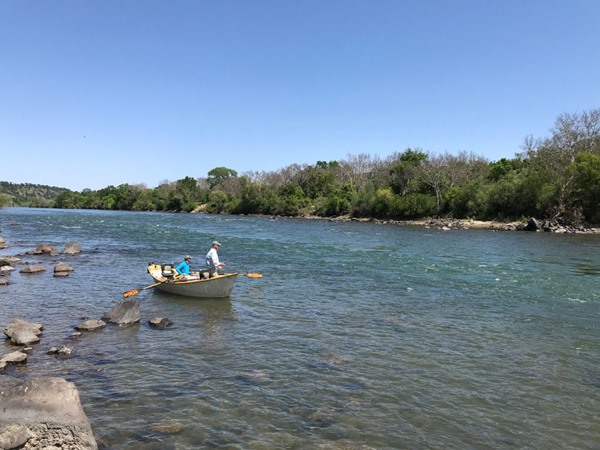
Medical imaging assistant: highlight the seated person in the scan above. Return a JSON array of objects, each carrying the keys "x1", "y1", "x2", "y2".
[{"x1": 175, "y1": 255, "x2": 199, "y2": 280}]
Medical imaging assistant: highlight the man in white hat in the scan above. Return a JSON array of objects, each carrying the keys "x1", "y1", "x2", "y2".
[{"x1": 206, "y1": 241, "x2": 225, "y2": 277}]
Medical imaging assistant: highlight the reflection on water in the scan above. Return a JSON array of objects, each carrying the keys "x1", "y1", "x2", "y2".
[
  {"x1": 157, "y1": 293, "x2": 237, "y2": 339},
  {"x1": 1, "y1": 208, "x2": 599, "y2": 449},
  {"x1": 574, "y1": 263, "x2": 600, "y2": 276}
]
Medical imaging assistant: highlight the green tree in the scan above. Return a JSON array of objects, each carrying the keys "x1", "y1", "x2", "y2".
[
  {"x1": 132, "y1": 190, "x2": 156, "y2": 211},
  {"x1": 388, "y1": 148, "x2": 427, "y2": 195},
  {"x1": 172, "y1": 176, "x2": 205, "y2": 211},
  {"x1": 298, "y1": 161, "x2": 338, "y2": 199},
  {"x1": 372, "y1": 188, "x2": 397, "y2": 218},
  {"x1": 54, "y1": 191, "x2": 83, "y2": 209},
  {"x1": 446, "y1": 180, "x2": 492, "y2": 219},
  {"x1": 207, "y1": 190, "x2": 229, "y2": 213},
  {"x1": 235, "y1": 180, "x2": 277, "y2": 215},
  {"x1": 524, "y1": 109, "x2": 600, "y2": 219},
  {"x1": 351, "y1": 186, "x2": 377, "y2": 218},
  {"x1": 207, "y1": 167, "x2": 238, "y2": 189},
  {"x1": 0, "y1": 193, "x2": 11, "y2": 208},
  {"x1": 567, "y1": 153, "x2": 600, "y2": 223},
  {"x1": 488, "y1": 157, "x2": 525, "y2": 181},
  {"x1": 396, "y1": 193, "x2": 437, "y2": 218}
]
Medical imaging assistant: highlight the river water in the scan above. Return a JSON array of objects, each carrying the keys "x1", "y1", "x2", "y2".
[{"x1": 0, "y1": 208, "x2": 599, "y2": 449}]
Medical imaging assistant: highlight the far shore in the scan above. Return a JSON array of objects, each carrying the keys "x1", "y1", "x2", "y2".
[{"x1": 288, "y1": 215, "x2": 600, "y2": 234}]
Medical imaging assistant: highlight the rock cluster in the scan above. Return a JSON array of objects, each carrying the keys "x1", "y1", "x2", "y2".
[
  {"x1": 0, "y1": 240, "x2": 81, "y2": 281},
  {"x1": 516, "y1": 217, "x2": 600, "y2": 233},
  {"x1": 0, "y1": 232, "x2": 176, "y2": 448},
  {"x1": 297, "y1": 214, "x2": 600, "y2": 233}
]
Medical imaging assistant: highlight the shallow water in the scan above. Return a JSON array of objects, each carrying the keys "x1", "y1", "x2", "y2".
[{"x1": 1, "y1": 208, "x2": 599, "y2": 449}]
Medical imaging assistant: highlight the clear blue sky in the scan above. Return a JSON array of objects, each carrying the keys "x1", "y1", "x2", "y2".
[{"x1": 2, "y1": 0, "x2": 599, "y2": 191}]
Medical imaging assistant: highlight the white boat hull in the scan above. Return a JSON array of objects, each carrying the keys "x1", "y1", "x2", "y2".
[{"x1": 148, "y1": 265, "x2": 237, "y2": 298}]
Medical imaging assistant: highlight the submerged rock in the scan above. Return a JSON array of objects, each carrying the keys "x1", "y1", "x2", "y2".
[
  {"x1": 19, "y1": 265, "x2": 46, "y2": 274},
  {"x1": 0, "y1": 257, "x2": 20, "y2": 266},
  {"x1": 149, "y1": 317, "x2": 174, "y2": 328},
  {"x1": 150, "y1": 419, "x2": 183, "y2": 434},
  {"x1": 75, "y1": 319, "x2": 106, "y2": 332},
  {"x1": 63, "y1": 241, "x2": 81, "y2": 255},
  {"x1": 54, "y1": 262, "x2": 75, "y2": 276},
  {"x1": 32, "y1": 243, "x2": 59, "y2": 256},
  {"x1": 47, "y1": 345, "x2": 75, "y2": 356}
]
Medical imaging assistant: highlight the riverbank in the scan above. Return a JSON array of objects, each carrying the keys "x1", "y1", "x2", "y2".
[{"x1": 292, "y1": 215, "x2": 600, "y2": 234}]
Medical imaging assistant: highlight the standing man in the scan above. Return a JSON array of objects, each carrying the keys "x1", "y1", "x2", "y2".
[{"x1": 206, "y1": 241, "x2": 225, "y2": 277}]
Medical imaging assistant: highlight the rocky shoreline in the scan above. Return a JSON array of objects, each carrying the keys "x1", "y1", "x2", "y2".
[
  {"x1": 0, "y1": 237, "x2": 175, "y2": 449},
  {"x1": 293, "y1": 215, "x2": 600, "y2": 234},
  {"x1": 1, "y1": 255, "x2": 100, "y2": 450}
]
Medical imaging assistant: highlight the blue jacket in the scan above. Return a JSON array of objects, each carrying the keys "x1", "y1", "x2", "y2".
[{"x1": 176, "y1": 260, "x2": 191, "y2": 275}]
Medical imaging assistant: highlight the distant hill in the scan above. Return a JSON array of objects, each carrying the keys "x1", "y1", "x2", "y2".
[{"x1": 0, "y1": 181, "x2": 72, "y2": 207}]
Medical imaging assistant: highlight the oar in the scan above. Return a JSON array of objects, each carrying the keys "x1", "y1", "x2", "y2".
[
  {"x1": 238, "y1": 273, "x2": 262, "y2": 278},
  {"x1": 122, "y1": 281, "x2": 163, "y2": 298}
]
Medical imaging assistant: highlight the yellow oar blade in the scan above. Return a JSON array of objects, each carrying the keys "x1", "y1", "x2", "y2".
[
  {"x1": 243, "y1": 273, "x2": 262, "y2": 278},
  {"x1": 122, "y1": 289, "x2": 141, "y2": 298},
  {"x1": 122, "y1": 281, "x2": 163, "y2": 298}
]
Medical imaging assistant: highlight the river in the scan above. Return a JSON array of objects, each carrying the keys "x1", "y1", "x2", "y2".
[{"x1": 1, "y1": 207, "x2": 599, "y2": 449}]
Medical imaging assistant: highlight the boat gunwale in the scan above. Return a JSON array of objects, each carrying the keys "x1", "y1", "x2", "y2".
[{"x1": 149, "y1": 272, "x2": 239, "y2": 285}]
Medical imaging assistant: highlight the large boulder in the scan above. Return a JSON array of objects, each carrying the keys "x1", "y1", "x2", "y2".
[
  {"x1": 523, "y1": 217, "x2": 541, "y2": 231},
  {"x1": 0, "y1": 377, "x2": 97, "y2": 449},
  {"x1": 0, "y1": 257, "x2": 19, "y2": 277},
  {"x1": 102, "y1": 300, "x2": 141, "y2": 325},
  {"x1": 0, "y1": 257, "x2": 20, "y2": 266},
  {"x1": 54, "y1": 262, "x2": 75, "y2": 277},
  {"x1": 63, "y1": 242, "x2": 81, "y2": 255},
  {"x1": 33, "y1": 243, "x2": 59, "y2": 256},
  {"x1": 4, "y1": 319, "x2": 43, "y2": 345},
  {"x1": 0, "y1": 351, "x2": 28, "y2": 365},
  {"x1": 0, "y1": 265, "x2": 15, "y2": 275}
]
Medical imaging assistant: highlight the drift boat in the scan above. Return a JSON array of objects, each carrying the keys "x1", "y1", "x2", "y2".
[
  {"x1": 145, "y1": 263, "x2": 237, "y2": 298},
  {"x1": 122, "y1": 263, "x2": 262, "y2": 299}
]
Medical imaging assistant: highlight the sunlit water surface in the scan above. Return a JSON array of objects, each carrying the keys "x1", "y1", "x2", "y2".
[{"x1": 1, "y1": 208, "x2": 599, "y2": 449}]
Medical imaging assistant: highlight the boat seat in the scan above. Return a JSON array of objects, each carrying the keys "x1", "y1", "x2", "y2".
[{"x1": 161, "y1": 263, "x2": 177, "y2": 279}]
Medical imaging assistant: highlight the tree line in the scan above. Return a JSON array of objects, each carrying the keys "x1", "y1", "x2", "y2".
[{"x1": 3, "y1": 110, "x2": 600, "y2": 225}]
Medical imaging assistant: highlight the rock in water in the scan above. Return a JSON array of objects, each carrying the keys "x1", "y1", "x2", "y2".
[
  {"x1": 0, "y1": 377, "x2": 98, "y2": 449},
  {"x1": 102, "y1": 300, "x2": 141, "y2": 325}
]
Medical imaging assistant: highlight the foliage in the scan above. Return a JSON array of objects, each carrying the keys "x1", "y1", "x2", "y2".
[
  {"x1": 5, "y1": 109, "x2": 600, "y2": 225},
  {"x1": 207, "y1": 167, "x2": 238, "y2": 189},
  {"x1": 0, "y1": 193, "x2": 11, "y2": 208},
  {"x1": 567, "y1": 153, "x2": 600, "y2": 223},
  {"x1": 0, "y1": 182, "x2": 71, "y2": 207},
  {"x1": 388, "y1": 148, "x2": 428, "y2": 195}
]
